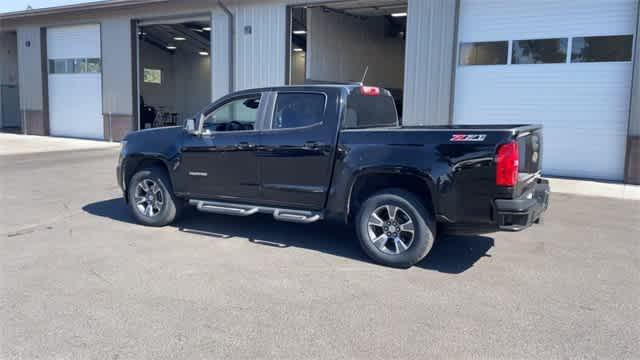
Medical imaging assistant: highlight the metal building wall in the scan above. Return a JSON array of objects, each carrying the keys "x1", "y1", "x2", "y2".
[
  {"x1": 16, "y1": 26, "x2": 47, "y2": 134},
  {"x1": 5, "y1": 0, "x2": 232, "y2": 139},
  {"x1": 625, "y1": 7, "x2": 640, "y2": 184},
  {"x1": 101, "y1": 18, "x2": 132, "y2": 116},
  {"x1": 232, "y1": 1, "x2": 287, "y2": 91},
  {"x1": 16, "y1": 26, "x2": 42, "y2": 112},
  {"x1": 211, "y1": 10, "x2": 231, "y2": 101},
  {"x1": 101, "y1": 17, "x2": 134, "y2": 140},
  {"x1": 402, "y1": 0, "x2": 458, "y2": 126}
]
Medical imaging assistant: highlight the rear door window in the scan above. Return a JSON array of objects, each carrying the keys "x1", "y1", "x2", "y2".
[{"x1": 272, "y1": 92, "x2": 326, "y2": 129}]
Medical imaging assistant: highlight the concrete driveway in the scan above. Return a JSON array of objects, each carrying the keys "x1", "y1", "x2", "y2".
[
  {"x1": 0, "y1": 133, "x2": 119, "y2": 156},
  {"x1": 1, "y1": 145, "x2": 639, "y2": 359}
]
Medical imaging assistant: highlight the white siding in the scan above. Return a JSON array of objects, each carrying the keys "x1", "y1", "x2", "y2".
[
  {"x1": 402, "y1": 0, "x2": 458, "y2": 126},
  {"x1": 233, "y1": 1, "x2": 287, "y2": 91}
]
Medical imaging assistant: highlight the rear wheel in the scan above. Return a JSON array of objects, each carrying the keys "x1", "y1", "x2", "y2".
[
  {"x1": 355, "y1": 189, "x2": 435, "y2": 268},
  {"x1": 128, "y1": 167, "x2": 182, "y2": 227}
]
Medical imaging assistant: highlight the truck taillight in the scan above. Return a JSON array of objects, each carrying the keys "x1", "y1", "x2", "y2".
[
  {"x1": 360, "y1": 86, "x2": 380, "y2": 96},
  {"x1": 496, "y1": 141, "x2": 519, "y2": 187}
]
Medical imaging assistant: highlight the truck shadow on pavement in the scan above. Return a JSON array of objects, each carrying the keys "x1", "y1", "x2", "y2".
[{"x1": 83, "y1": 198, "x2": 494, "y2": 274}]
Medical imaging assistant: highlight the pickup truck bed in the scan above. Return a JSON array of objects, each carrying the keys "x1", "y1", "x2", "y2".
[
  {"x1": 330, "y1": 123, "x2": 548, "y2": 230},
  {"x1": 118, "y1": 84, "x2": 549, "y2": 267}
]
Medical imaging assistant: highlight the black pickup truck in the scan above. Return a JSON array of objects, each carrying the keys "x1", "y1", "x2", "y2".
[{"x1": 118, "y1": 85, "x2": 549, "y2": 267}]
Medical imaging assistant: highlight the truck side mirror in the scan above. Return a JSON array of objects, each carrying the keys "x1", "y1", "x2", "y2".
[{"x1": 185, "y1": 118, "x2": 196, "y2": 134}]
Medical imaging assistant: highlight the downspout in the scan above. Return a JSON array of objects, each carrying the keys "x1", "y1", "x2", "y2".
[{"x1": 217, "y1": 0, "x2": 234, "y2": 93}]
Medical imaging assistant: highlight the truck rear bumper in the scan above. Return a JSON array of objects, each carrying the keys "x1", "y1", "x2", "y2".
[{"x1": 494, "y1": 179, "x2": 550, "y2": 231}]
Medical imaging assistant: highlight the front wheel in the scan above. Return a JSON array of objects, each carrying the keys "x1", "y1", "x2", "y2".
[
  {"x1": 355, "y1": 189, "x2": 435, "y2": 268},
  {"x1": 128, "y1": 167, "x2": 182, "y2": 227}
]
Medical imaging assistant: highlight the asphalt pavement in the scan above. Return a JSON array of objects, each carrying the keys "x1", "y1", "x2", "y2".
[{"x1": 1, "y1": 147, "x2": 639, "y2": 359}]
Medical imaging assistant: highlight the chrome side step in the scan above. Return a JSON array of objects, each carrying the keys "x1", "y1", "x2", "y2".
[
  {"x1": 188, "y1": 199, "x2": 323, "y2": 224},
  {"x1": 195, "y1": 201, "x2": 259, "y2": 216},
  {"x1": 273, "y1": 209, "x2": 321, "y2": 224}
]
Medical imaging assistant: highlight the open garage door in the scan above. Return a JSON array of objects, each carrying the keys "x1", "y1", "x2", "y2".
[
  {"x1": 47, "y1": 24, "x2": 103, "y2": 139},
  {"x1": 288, "y1": 1, "x2": 407, "y2": 117},
  {"x1": 453, "y1": 0, "x2": 636, "y2": 181},
  {"x1": 136, "y1": 16, "x2": 211, "y2": 130}
]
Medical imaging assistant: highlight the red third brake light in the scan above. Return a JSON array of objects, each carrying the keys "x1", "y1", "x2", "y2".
[
  {"x1": 496, "y1": 141, "x2": 519, "y2": 187},
  {"x1": 360, "y1": 86, "x2": 380, "y2": 96}
]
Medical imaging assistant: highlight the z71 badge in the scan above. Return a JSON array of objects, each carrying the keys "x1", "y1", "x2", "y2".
[{"x1": 450, "y1": 134, "x2": 487, "y2": 142}]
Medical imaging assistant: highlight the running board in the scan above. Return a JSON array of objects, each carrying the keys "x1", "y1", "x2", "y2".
[
  {"x1": 273, "y1": 209, "x2": 321, "y2": 224},
  {"x1": 189, "y1": 199, "x2": 323, "y2": 224},
  {"x1": 194, "y1": 201, "x2": 259, "y2": 216}
]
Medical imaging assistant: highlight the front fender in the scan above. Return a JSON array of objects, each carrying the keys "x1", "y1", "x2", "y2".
[
  {"x1": 119, "y1": 153, "x2": 179, "y2": 202},
  {"x1": 118, "y1": 127, "x2": 186, "y2": 201}
]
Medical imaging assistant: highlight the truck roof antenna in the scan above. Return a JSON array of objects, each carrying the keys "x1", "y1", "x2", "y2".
[{"x1": 359, "y1": 66, "x2": 369, "y2": 85}]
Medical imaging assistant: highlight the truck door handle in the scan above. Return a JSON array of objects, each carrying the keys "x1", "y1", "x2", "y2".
[
  {"x1": 303, "y1": 141, "x2": 324, "y2": 150},
  {"x1": 238, "y1": 142, "x2": 255, "y2": 150}
]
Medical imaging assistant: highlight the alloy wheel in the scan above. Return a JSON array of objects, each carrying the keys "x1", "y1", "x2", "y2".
[
  {"x1": 367, "y1": 204, "x2": 415, "y2": 255},
  {"x1": 133, "y1": 178, "x2": 164, "y2": 217}
]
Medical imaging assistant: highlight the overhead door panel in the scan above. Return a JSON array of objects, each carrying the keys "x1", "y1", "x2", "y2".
[
  {"x1": 47, "y1": 24, "x2": 101, "y2": 59},
  {"x1": 458, "y1": 0, "x2": 635, "y2": 41},
  {"x1": 454, "y1": 0, "x2": 637, "y2": 181},
  {"x1": 47, "y1": 24, "x2": 103, "y2": 139}
]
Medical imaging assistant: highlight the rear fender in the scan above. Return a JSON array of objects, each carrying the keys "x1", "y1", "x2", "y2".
[{"x1": 345, "y1": 166, "x2": 438, "y2": 222}]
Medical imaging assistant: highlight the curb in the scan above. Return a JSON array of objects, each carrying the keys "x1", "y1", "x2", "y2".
[{"x1": 548, "y1": 177, "x2": 640, "y2": 201}]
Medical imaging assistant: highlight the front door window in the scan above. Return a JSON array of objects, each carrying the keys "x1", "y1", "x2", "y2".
[{"x1": 203, "y1": 95, "x2": 261, "y2": 133}]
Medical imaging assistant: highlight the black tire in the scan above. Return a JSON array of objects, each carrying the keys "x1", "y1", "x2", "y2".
[
  {"x1": 355, "y1": 189, "x2": 436, "y2": 268},
  {"x1": 127, "y1": 166, "x2": 183, "y2": 227}
]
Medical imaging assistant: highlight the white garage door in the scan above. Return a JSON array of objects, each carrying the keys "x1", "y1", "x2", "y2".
[
  {"x1": 453, "y1": 0, "x2": 636, "y2": 181},
  {"x1": 47, "y1": 24, "x2": 103, "y2": 139}
]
